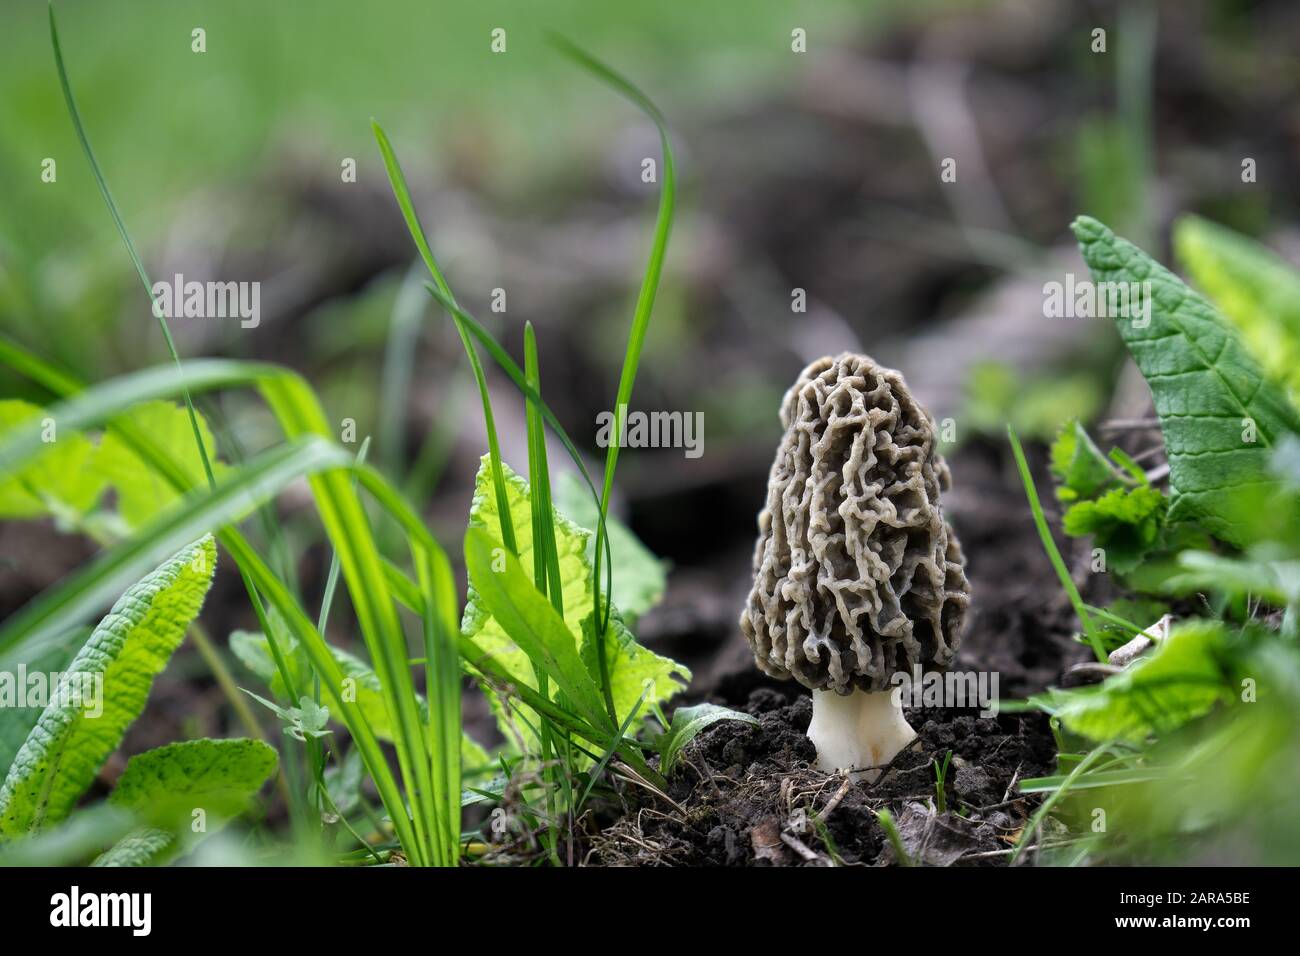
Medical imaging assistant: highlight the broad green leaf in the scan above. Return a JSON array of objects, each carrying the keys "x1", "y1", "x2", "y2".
[
  {"x1": 464, "y1": 525, "x2": 611, "y2": 733},
  {"x1": 0, "y1": 399, "x2": 233, "y2": 539},
  {"x1": 0, "y1": 399, "x2": 105, "y2": 520},
  {"x1": 1072, "y1": 216, "x2": 1300, "y2": 545},
  {"x1": 1052, "y1": 620, "x2": 1233, "y2": 744},
  {"x1": 0, "y1": 627, "x2": 89, "y2": 778},
  {"x1": 1049, "y1": 420, "x2": 1125, "y2": 503},
  {"x1": 95, "y1": 400, "x2": 227, "y2": 527},
  {"x1": 1063, "y1": 485, "x2": 1167, "y2": 574},
  {"x1": 654, "y1": 703, "x2": 757, "y2": 775},
  {"x1": 0, "y1": 344, "x2": 430, "y2": 861},
  {"x1": 109, "y1": 737, "x2": 278, "y2": 826},
  {"x1": 0, "y1": 536, "x2": 216, "y2": 835},
  {"x1": 579, "y1": 611, "x2": 690, "y2": 730},
  {"x1": 0, "y1": 436, "x2": 347, "y2": 658},
  {"x1": 463, "y1": 458, "x2": 590, "y2": 652},
  {"x1": 92, "y1": 738, "x2": 276, "y2": 866},
  {"x1": 1164, "y1": 550, "x2": 1300, "y2": 611},
  {"x1": 1175, "y1": 216, "x2": 1300, "y2": 401},
  {"x1": 461, "y1": 460, "x2": 687, "y2": 738},
  {"x1": 554, "y1": 471, "x2": 667, "y2": 622},
  {"x1": 91, "y1": 826, "x2": 175, "y2": 867},
  {"x1": 0, "y1": 802, "x2": 136, "y2": 866}
]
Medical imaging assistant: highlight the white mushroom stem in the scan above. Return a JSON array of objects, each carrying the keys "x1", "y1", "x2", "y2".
[{"x1": 807, "y1": 687, "x2": 916, "y2": 782}]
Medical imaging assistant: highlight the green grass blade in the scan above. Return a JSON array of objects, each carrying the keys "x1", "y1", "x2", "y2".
[
  {"x1": 420, "y1": 286, "x2": 606, "y2": 511},
  {"x1": 318, "y1": 437, "x2": 371, "y2": 636},
  {"x1": 414, "y1": 544, "x2": 461, "y2": 865},
  {"x1": 0, "y1": 537, "x2": 217, "y2": 834},
  {"x1": 0, "y1": 436, "x2": 348, "y2": 656},
  {"x1": 0, "y1": 342, "x2": 424, "y2": 860},
  {"x1": 48, "y1": 3, "x2": 216, "y2": 492},
  {"x1": 524, "y1": 323, "x2": 564, "y2": 616},
  {"x1": 52, "y1": 9, "x2": 438, "y2": 858},
  {"x1": 1010, "y1": 743, "x2": 1110, "y2": 863},
  {"x1": 523, "y1": 321, "x2": 563, "y2": 863},
  {"x1": 371, "y1": 120, "x2": 516, "y2": 556},
  {"x1": 464, "y1": 526, "x2": 612, "y2": 733},
  {"x1": 221, "y1": 531, "x2": 423, "y2": 859},
  {"x1": 1008, "y1": 424, "x2": 1106, "y2": 662},
  {"x1": 0, "y1": 359, "x2": 280, "y2": 483},
  {"x1": 551, "y1": 38, "x2": 676, "y2": 720},
  {"x1": 577, "y1": 678, "x2": 653, "y2": 810},
  {"x1": 0, "y1": 361, "x2": 438, "y2": 849},
  {"x1": 0, "y1": 334, "x2": 82, "y2": 395},
  {"x1": 378, "y1": 267, "x2": 427, "y2": 477}
]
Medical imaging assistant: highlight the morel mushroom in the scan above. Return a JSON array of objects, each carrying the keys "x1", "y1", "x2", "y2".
[{"x1": 740, "y1": 353, "x2": 971, "y2": 779}]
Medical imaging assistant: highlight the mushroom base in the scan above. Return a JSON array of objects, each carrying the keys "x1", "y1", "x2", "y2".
[{"x1": 807, "y1": 687, "x2": 916, "y2": 782}]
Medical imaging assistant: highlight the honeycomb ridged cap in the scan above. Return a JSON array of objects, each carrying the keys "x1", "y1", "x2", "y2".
[{"x1": 740, "y1": 353, "x2": 971, "y2": 694}]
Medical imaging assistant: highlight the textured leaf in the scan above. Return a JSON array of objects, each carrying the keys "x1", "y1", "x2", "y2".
[
  {"x1": 553, "y1": 471, "x2": 667, "y2": 622},
  {"x1": 579, "y1": 611, "x2": 691, "y2": 731},
  {"x1": 1049, "y1": 420, "x2": 1124, "y2": 503},
  {"x1": 0, "y1": 627, "x2": 88, "y2": 778},
  {"x1": 461, "y1": 459, "x2": 687, "y2": 740},
  {"x1": 654, "y1": 703, "x2": 757, "y2": 775},
  {"x1": 91, "y1": 826, "x2": 175, "y2": 867},
  {"x1": 464, "y1": 525, "x2": 610, "y2": 732},
  {"x1": 0, "y1": 400, "x2": 105, "y2": 519},
  {"x1": 1072, "y1": 216, "x2": 1300, "y2": 544},
  {"x1": 1063, "y1": 485, "x2": 1167, "y2": 574},
  {"x1": 0, "y1": 536, "x2": 217, "y2": 835},
  {"x1": 1052, "y1": 620, "x2": 1232, "y2": 744},
  {"x1": 94, "y1": 400, "x2": 227, "y2": 528},
  {"x1": 109, "y1": 737, "x2": 277, "y2": 826},
  {"x1": 1175, "y1": 216, "x2": 1300, "y2": 400},
  {"x1": 0, "y1": 435, "x2": 347, "y2": 661}
]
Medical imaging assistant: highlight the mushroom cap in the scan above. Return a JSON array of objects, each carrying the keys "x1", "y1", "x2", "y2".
[{"x1": 740, "y1": 353, "x2": 971, "y2": 694}]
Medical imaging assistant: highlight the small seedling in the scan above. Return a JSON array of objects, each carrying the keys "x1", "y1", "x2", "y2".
[
  {"x1": 875, "y1": 808, "x2": 913, "y2": 867},
  {"x1": 934, "y1": 750, "x2": 953, "y2": 814}
]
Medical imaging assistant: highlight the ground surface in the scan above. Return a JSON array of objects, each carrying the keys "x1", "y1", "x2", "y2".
[
  {"x1": 588, "y1": 439, "x2": 1090, "y2": 866},
  {"x1": 591, "y1": 687, "x2": 1057, "y2": 866}
]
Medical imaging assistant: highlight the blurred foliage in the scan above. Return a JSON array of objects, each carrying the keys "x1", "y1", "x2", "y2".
[
  {"x1": 0, "y1": 0, "x2": 920, "y2": 259},
  {"x1": 1026, "y1": 215, "x2": 1300, "y2": 864},
  {"x1": 1176, "y1": 215, "x2": 1300, "y2": 404},
  {"x1": 962, "y1": 361, "x2": 1105, "y2": 442}
]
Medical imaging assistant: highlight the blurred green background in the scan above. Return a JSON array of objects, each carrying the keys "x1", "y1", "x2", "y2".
[{"x1": 4, "y1": 0, "x2": 1300, "y2": 864}]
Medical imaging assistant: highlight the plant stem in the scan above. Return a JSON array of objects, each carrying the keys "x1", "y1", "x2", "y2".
[{"x1": 1007, "y1": 425, "x2": 1106, "y2": 662}]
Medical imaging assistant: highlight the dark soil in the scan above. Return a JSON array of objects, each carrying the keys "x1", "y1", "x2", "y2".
[
  {"x1": 589, "y1": 685, "x2": 1057, "y2": 867},
  {"x1": 588, "y1": 439, "x2": 1091, "y2": 866}
]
